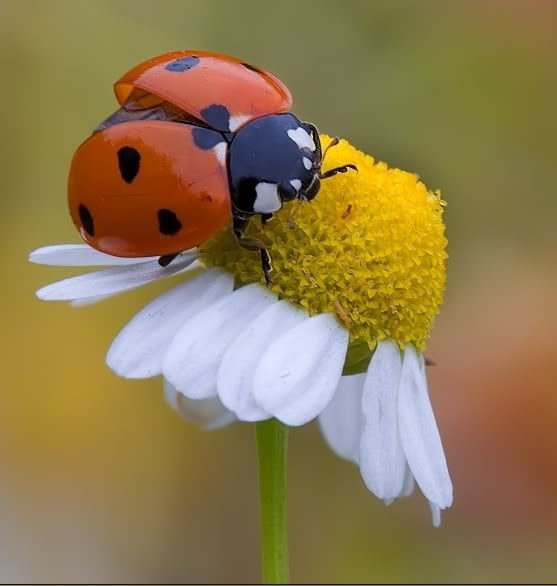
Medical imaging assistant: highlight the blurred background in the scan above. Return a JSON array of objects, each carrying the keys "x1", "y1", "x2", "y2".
[{"x1": 2, "y1": 0, "x2": 556, "y2": 582}]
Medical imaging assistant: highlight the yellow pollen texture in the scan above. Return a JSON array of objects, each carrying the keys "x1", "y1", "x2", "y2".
[{"x1": 200, "y1": 135, "x2": 447, "y2": 353}]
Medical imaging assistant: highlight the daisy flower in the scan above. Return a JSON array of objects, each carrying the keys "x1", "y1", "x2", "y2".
[{"x1": 31, "y1": 135, "x2": 452, "y2": 566}]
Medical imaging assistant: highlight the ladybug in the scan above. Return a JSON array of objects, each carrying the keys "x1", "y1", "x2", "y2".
[{"x1": 68, "y1": 50, "x2": 356, "y2": 283}]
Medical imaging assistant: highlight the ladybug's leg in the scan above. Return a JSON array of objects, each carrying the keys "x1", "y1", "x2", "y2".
[
  {"x1": 260, "y1": 213, "x2": 274, "y2": 225},
  {"x1": 158, "y1": 252, "x2": 181, "y2": 267},
  {"x1": 233, "y1": 216, "x2": 273, "y2": 285}
]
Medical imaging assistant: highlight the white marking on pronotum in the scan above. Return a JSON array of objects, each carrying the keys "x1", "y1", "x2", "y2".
[
  {"x1": 229, "y1": 114, "x2": 251, "y2": 132},
  {"x1": 290, "y1": 179, "x2": 302, "y2": 191},
  {"x1": 287, "y1": 127, "x2": 316, "y2": 151},
  {"x1": 213, "y1": 142, "x2": 227, "y2": 167},
  {"x1": 253, "y1": 182, "x2": 283, "y2": 213},
  {"x1": 303, "y1": 157, "x2": 313, "y2": 170}
]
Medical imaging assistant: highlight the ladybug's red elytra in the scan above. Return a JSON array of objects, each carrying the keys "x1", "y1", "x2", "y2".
[{"x1": 68, "y1": 50, "x2": 356, "y2": 282}]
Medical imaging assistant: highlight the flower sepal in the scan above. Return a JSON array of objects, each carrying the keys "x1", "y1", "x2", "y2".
[{"x1": 342, "y1": 338, "x2": 375, "y2": 376}]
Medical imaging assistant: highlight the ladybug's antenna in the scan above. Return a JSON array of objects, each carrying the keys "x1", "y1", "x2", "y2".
[
  {"x1": 318, "y1": 136, "x2": 358, "y2": 180},
  {"x1": 322, "y1": 137, "x2": 340, "y2": 162},
  {"x1": 319, "y1": 163, "x2": 358, "y2": 180}
]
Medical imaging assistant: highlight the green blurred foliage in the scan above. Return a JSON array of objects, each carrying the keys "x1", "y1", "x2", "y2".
[{"x1": 1, "y1": 0, "x2": 556, "y2": 582}]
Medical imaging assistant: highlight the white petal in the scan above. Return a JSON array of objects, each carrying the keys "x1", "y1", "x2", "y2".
[
  {"x1": 218, "y1": 300, "x2": 307, "y2": 421},
  {"x1": 318, "y1": 373, "x2": 365, "y2": 464},
  {"x1": 29, "y1": 244, "x2": 158, "y2": 266},
  {"x1": 107, "y1": 269, "x2": 234, "y2": 379},
  {"x1": 162, "y1": 284, "x2": 277, "y2": 399},
  {"x1": 253, "y1": 314, "x2": 348, "y2": 426},
  {"x1": 359, "y1": 340, "x2": 407, "y2": 501},
  {"x1": 163, "y1": 379, "x2": 235, "y2": 430},
  {"x1": 429, "y1": 501, "x2": 442, "y2": 528},
  {"x1": 36, "y1": 252, "x2": 199, "y2": 301},
  {"x1": 400, "y1": 463, "x2": 415, "y2": 497},
  {"x1": 70, "y1": 294, "x2": 114, "y2": 307},
  {"x1": 398, "y1": 346, "x2": 453, "y2": 509}
]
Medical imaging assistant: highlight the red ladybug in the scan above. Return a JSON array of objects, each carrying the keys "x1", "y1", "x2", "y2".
[{"x1": 68, "y1": 50, "x2": 356, "y2": 282}]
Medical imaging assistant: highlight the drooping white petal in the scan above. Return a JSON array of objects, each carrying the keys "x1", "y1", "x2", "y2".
[
  {"x1": 29, "y1": 244, "x2": 158, "y2": 266},
  {"x1": 400, "y1": 463, "x2": 415, "y2": 497},
  {"x1": 253, "y1": 314, "x2": 349, "y2": 426},
  {"x1": 163, "y1": 379, "x2": 235, "y2": 430},
  {"x1": 429, "y1": 501, "x2": 442, "y2": 528},
  {"x1": 218, "y1": 300, "x2": 307, "y2": 421},
  {"x1": 359, "y1": 340, "x2": 407, "y2": 502},
  {"x1": 398, "y1": 345, "x2": 453, "y2": 509},
  {"x1": 70, "y1": 294, "x2": 114, "y2": 307},
  {"x1": 36, "y1": 251, "x2": 199, "y2": 301},
  {"x1": 318, "y1": 373, "x2": 365, "y2": 464},
  {"x1": 107, "y1": 269, "x2": 234, "y2": 379},
  {"x1": 162, "y1": 284, "x2": 277, "y2": 400}
]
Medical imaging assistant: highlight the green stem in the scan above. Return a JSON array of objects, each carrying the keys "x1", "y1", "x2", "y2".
[{"x1": 256, "y1": 418, "x2": 289, "y2": 584}]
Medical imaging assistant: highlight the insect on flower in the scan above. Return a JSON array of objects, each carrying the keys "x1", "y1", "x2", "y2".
[
  {"x1": 68, "y1": 50, "x2": 356, "y2": 284},
  {"x1": 32, "y1": 51, "x2": 453, "y2": 531}
]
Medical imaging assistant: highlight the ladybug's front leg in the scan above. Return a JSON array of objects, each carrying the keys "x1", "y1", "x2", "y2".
[{"x1": 232, "y1": 215, "x2": 273, "y2": 285}]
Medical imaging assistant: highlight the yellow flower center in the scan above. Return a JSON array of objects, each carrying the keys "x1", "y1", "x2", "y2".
[{"x1": 200, "y1": 135, "x2": 447, "y2": 368}]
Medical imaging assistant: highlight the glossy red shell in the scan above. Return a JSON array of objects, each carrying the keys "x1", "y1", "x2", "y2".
[
  {"x1": 114, "y1": 50, "x2": 293, "y2": 132},
  {"x1": 68, "y1": 121, "x2": 230, "y2": 257}
]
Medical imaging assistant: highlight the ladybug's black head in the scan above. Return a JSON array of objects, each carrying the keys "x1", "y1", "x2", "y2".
[
  {"x1": 277, "y1": 127, "x2": 358, "y2": 206},
  {"x1": 228, "y1": 113, "x2": 356, "y2": 217}
]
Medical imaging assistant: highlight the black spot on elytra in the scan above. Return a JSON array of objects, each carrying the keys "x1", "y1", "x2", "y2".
[
  {"x1": 165, "y1": 55, "x2": 200, "y2": 72},
  {"x1": 241, "y1": 62, "x2": 262, "y2": 74},
  {"x1": 200, "y1": 104, "x2": 231, "y2": 132},
  {"x1": 78, "y1": 204, "x2": 95, "y2": 236},
  {"x1": 117, "y1": 146, "x2": 141, "y2": 183},
  {"x1": 192, "y1": 127, "x2": 226, "y2": 150},
  {"x1": 157, "y1": 209, "x2": 182, "y2": 235}
]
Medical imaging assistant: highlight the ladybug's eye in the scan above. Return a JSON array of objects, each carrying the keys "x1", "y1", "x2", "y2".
[{"x1": 278, "y1": 182, "x2": 297, "y2": 202}]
